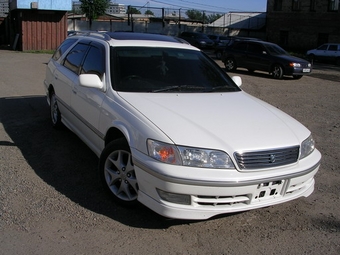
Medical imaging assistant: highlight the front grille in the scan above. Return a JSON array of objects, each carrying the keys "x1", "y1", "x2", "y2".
[{"x1": 234, "y1": 146, "x2": 299, "y2": 170}]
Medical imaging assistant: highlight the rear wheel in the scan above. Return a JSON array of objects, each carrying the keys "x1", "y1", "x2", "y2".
[
  {"x1": 50, "y1": 91, "x2": 62, "y2": 129},
  {"x1": 271, "y1": 64, "x2": 283, "y2": 79},
  {"x1": 99, "y1": 138, "x2": 138, "y2": 207},
  {"x1": 224, "y1": 57, "x2": 237, "y2": 71}
]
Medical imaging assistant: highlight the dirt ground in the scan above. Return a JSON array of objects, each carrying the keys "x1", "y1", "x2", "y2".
[{"x1": 0, "y1": 50, "x2": 339, "y2": 255}]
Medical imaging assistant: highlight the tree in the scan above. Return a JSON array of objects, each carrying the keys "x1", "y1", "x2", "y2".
[
  {"x1": 185, "y1": 9, "x2": 222, "y2": 24},
  {"x1": 127, "y1": 7, "x2": 141, "y2": 14},
  {"x1": 186, "y1": 9, "x2": 204, "y2": 21},
  {"x1": 80, "y1": 0, "x2": 110, "y2": 29},
  {"x1": 145, "y1": 10, "x2": 154, "y2": 16}
]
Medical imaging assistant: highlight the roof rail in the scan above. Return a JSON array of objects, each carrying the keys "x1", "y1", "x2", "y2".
[{"x1": 69, "y1": 31, "x2": 111, "y2": 41}]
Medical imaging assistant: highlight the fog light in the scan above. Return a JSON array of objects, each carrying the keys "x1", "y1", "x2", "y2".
[{"x1": 157, "y1": 189, "x2": 191, "y2": 205}]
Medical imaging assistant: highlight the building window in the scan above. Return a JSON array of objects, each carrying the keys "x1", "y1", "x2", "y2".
[
  {"x1": 274, "y1": 0, "x2": 283, "y2": 11},
  {"x1": 292, "y1": 0, "x2": 301, "y2": 11},
  {"x1": 328, "y1": 0, "x2": 339, "y2": 11},
  {"x1": 310, "y1": 0, "x2": 316, "y2": 11}
]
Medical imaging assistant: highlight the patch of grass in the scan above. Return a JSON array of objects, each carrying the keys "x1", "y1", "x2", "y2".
[{"x1": 23, "y1": 50, "x2": 54, "y2": 54}]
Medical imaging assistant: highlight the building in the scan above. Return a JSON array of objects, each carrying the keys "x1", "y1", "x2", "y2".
[
  {"x1": 266, "y1": 0, "x2": 340, "y2": 51},
  {"x1": 72, "y1": 1, "x2": 126, "y2": 14},
  {"x1": 9, "y1": 0, "x2": 72, "y2": 50},
  {"x1": 0, "y1": 0, "x2": 9, "y2": 17}
]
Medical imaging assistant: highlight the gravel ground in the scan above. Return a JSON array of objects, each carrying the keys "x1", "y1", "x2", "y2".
[{"x1": 0, "y1": 50, "x2": 339, "y2": 255}]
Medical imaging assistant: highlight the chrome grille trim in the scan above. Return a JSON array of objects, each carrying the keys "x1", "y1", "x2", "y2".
[{"x1": 234, "y1": 146, "x2": 299, "y2": 170}]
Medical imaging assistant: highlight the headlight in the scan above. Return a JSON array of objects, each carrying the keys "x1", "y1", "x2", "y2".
[
  {"x1": 300, "y1": 135, "x2": 315, "y2": 159},
  {"x1": 147, "y1": 139, "x2": 235, "y2": 169},
  {"x1": 290, "y1": 63, "x2": 301, "y2": 67}
]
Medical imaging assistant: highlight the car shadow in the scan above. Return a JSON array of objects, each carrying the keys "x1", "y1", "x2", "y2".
[{"x1": 0, "y1": 95, "x2": 225, "y2": 228}]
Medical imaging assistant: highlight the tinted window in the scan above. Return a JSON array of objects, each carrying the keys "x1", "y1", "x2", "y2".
[
  {"x1": 111, "y1": 47, "x2": 240, "y2": 93},
  {"x1": 247, "y1": 43, "x2": 263, "y2": 54},
  {"x1": 52, "y1": 38, "x2": 77, "y2": 61},
  {"x1": 63, "y1": 43, "x2": 89, "y2": 74},
  {"x1": 233, "y1": 42, "x2": 248, "y2": 51},
  {"x1": 81, "y1": 44, "x2": 105, "y2": 78}
]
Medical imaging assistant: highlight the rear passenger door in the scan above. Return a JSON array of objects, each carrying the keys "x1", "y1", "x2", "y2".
[
  {"x1": 54, "y1": 41, "x2": 89, "y2": 123},
  {"x1": 245, "y1": 42, "x2": 269, "y2": 71}
]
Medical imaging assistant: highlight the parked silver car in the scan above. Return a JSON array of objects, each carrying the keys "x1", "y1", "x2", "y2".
[{"x1": 307, "y1": 43, "x2": 340, "y2": 65}]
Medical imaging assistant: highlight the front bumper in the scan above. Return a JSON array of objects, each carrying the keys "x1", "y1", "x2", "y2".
[{"x1": 132, "y1": 148, "x2": 321, "y2": 220}]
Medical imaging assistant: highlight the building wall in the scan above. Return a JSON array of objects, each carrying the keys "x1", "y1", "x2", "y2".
[
  {"x1": 266, "y1": 0, "x2": 340, "y2": 51},
  {"x1": 12, "y1": 10, "x2": 67, "y2": 51}
]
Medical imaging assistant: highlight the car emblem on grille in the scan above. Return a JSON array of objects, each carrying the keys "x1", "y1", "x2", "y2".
[{"x1": 270, "y1": 154, "x2": 276, "y2": 163}]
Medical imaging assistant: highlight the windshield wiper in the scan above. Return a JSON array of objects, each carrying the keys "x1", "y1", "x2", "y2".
[
  {"x1": 152, "y1": 85, "x2": 206, "y2": 93},
  {"x1": 209, "y1": 85, "x2": 239, "y2": 92}
]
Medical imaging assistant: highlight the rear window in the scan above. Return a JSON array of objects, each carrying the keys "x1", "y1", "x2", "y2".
[{"x1": 52, "y1": 39, "x2": 77, "y2": 61}]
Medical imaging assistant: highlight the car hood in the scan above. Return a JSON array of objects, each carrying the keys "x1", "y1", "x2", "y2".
[
  {"x1": 118, "y1": 92, "x2": 309, "y2": 152},
  {"x1": 277, "y1": 54, "x2": 309, "y2": 63}
]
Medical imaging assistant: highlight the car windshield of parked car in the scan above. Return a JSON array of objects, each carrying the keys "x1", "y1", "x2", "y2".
[
  {"x1": 110, "y1": 47, "x2": 240, "y2": 93},
  {"x1": 265, "y1": 44, "x2": 288, "y2": 55}
]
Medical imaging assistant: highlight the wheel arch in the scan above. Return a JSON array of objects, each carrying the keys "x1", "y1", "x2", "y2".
[{"x1": 104, "y1": 127, "x2": 128, "y2": 147}]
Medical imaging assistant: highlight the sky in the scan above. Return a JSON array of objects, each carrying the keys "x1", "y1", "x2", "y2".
[{"x1": 114, "y1": 0, "x2": 268, "y2": 13}]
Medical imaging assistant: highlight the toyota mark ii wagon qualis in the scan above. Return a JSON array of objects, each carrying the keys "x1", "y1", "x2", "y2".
[{"x1": 44, "y1": 32, "x2": 321, "y2": 220}]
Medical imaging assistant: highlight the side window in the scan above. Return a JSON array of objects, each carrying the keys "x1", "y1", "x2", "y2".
[
  {"x1": 233, "y1": 42, "x2": 247, "y2": 51},
  {"x1": 81, "y1": 44, "x2": 105, "y2": 79},
  {"x1": 318, "y1": 44, "x2": 328, "y2": 50},
  {"x1": 52, "y1": 39, "x2": 77, "y2": 61},
  {"x1": 63, "y1": 43, "x2": 89, "y2": 74},
  {"x1": 328, "y1": 45, "x2": 338, "y2": 51},
  {"x1": 247, "y1": 43, "x2": 263, "y2": 54}
]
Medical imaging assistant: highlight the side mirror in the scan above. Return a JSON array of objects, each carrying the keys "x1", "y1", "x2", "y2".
[
  {"x1": 232, "y1": 76, "x2": 242, "y2": 87},
  {"x1": 79, "y1": 74, "x2": 104, "y2": 90}
]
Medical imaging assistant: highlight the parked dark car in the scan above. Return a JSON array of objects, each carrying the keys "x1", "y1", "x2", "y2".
[
  {"x1": 179, "y1": 32, "x2": 214, "y2": 49},
  {"x1": 214, "y1": 36, "x2": 262, "y2": 59},
  {"x1": 222, "y1": 40, "x2": 312, "y2": 79}
]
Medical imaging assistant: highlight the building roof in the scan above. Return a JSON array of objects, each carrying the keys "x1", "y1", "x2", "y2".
[{"x1": 209, "y1": 12, "x2": 266, "y2": 29}]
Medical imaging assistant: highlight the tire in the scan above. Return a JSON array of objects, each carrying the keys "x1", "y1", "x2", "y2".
[
  {"x1": 292, "y1": 75, "x2": 303, "y2": 79},
  {"x1": 215, "y1": 51, "x2": 222, "y2": 60},
  {"x1": 271, "y1": 64, "x2": 283, "y2": 79},
  {"x1": 99, "y1": 138, "x2": 138, "y2": 207},
  {"x1": 50, "y1": 91, "x2": 62, "y2": 129},
  {"x1": 224, "y1": 57, "x2": 237, "y2": 71}
]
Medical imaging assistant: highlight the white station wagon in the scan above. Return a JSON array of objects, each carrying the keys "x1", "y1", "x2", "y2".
[{"x1": 44, "y1": 32, "x2": 321, "y2": 220}]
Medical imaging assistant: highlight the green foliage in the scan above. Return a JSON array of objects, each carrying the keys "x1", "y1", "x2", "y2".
[
  {"x1": 127, "y1": 7, "x2": 141, "y2": 14},
  {"x1": 80, "y1": 0, "x2": 110, "y2": 19},
  {"x1": 185, "y1": 9, "x2": 222, "y2": 24},
  {"x1": 145, "y1": 10, "x2": 154, "y2": 16}
]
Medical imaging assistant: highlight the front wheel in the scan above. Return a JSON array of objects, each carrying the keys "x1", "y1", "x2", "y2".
[
  {"x1": 99, "y1": 138, "x2": 138, "y2": 207},
  {"x1": 271, "y1": 64, "x2": 283, "y2": 79}
]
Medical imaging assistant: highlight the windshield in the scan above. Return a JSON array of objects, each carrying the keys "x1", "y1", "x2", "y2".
[
  {"x1": 265, "y1": 44, "x2": 288, "y2": 55},
  {"x1": 110, "y1": 47, "x2": 240, "y2": 93}
]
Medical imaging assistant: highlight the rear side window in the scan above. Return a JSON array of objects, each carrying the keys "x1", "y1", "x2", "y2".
[
  {"x1": 63, "y1": 43, "x2": 89, "y2": 74},
  {"x1": 52, "y1": 39, "x2": 77, "y2": 61},
  {"x1": 233, "y1": 42, "x2": 247, "y2": 51},
  {"x1": 247, "y1": 43, "x2": 263, "y2": 54},
  {"x1": 328, "y1": 45, "x2": 338, "y2": 51}
]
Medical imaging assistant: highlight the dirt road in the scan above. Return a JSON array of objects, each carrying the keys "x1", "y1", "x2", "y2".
[{"x1": 0, "y1": 50, "x2": 339, "y2": 254}]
